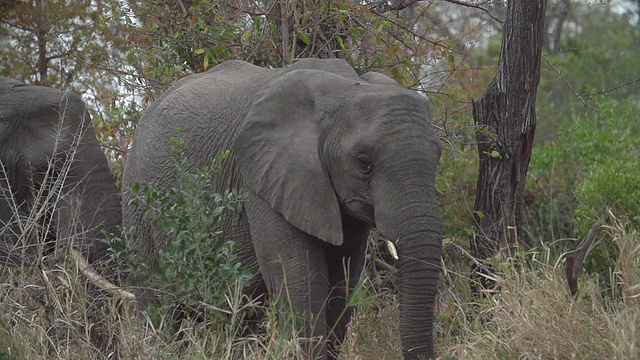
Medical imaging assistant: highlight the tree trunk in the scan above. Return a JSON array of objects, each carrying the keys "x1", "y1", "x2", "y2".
[
  {"x1": 35, "y1": 0, "x2": 48, "y2": 84},
  {"x1": 472, "y1": 0, "x2": 546, "y2": 262}
]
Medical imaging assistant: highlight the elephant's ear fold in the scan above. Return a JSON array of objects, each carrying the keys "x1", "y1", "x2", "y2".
[{"x1": 233, "y1": 70, "x2": 343, "y2": 246}]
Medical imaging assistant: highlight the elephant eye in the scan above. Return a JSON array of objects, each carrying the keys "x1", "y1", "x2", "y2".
[{"x1": 356, "y1": 155, "x2": 373, "y2": 175}]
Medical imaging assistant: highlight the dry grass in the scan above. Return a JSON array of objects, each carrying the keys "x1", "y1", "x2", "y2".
[
  {"x1": 0, "y1": 258, "x2": 316, "y2": 359},
  {"x1": 440, "y1": 218, "x2": 639, "y2": 360},
  {"x1": 341, "y1": 292, "x2": 402, "y2": 360},
  {"x1": 1, "y1": 221, "x2": 638, "y2": 360},
  {"x1": 0, "y1": 256, "x2": 138, "y2": 359}
]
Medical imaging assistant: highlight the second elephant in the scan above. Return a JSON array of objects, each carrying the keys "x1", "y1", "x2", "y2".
[
  {"x1": 122, "y1": 59, "x2": 444, "y2": 360},
  {"x1": 0, "y1": 77, "x2": 121, "y2": 265}
]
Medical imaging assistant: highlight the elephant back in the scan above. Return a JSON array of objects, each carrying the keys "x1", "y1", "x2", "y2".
[{"x1": 123, "y1": 61, "x2": 277, "y2": 188}]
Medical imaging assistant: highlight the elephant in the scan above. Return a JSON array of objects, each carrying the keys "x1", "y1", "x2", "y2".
[
  {"x1": 122, "y1": 58, "x2": 443, "y2": 359},
  {"x1": 0, "y1": 77, "x2": 121, "y2": 266}
]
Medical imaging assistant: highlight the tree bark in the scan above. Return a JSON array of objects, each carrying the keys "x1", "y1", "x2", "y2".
[
  {"x1": 35, "y1": 0, "x2": 48, "y2": 84},
  {"x1": 472, "y1": 0, "x2": 546, "y2": 261}
]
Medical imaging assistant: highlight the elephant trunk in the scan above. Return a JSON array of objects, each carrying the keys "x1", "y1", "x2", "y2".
[{"x1": 375, "y1": 178, "x2": 443, "y2": 359}]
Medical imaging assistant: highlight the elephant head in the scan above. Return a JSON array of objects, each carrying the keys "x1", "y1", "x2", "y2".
[
  {"x1": 233, "y1": 63, "x2": 443, "y2": 358},
  {"x1": 0, "y1": 77, "x2": 121, "y2": 265}
]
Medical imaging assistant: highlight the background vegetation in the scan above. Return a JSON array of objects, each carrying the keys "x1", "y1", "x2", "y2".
[{"x1": 1, "y1": 0, "x2": 639, "y2": 359}]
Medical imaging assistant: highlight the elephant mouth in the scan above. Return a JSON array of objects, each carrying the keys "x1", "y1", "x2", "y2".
[{"x1": 342, "y1": 196, "x2": 374, "y2": 225}]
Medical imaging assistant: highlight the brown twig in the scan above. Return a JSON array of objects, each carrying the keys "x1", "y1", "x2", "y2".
[{"x1": 441, "y1": 0, "x2": 503, "y2": 24}]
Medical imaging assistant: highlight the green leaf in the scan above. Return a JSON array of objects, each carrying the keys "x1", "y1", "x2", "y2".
[
  {"x1": 299, "y1": 33, "x2": 310, "y2": 45},
  {"x1": 194, "y1": 48, "x2": 205, "y2": 55}
]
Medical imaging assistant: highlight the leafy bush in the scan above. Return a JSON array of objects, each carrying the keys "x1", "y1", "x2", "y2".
[
  {"x1": 126, "y1": 136, "x2": 251, "y2": 321},
  {"x1": 525, "y1": 98, "x2": 640, "y2": 292},
  {"x1": 577, "y1": 159, "x2": 640, "y2": 229},
  {"x1": 528, "y1": 98, "x2": 640, "y2": 235}
]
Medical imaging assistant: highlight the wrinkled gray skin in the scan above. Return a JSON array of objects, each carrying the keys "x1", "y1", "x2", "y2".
[
  {"x1": 0, "y1": 77, "x2": 121, "y2": 265},
  {"x1": 123, "y1": 59, "x2": 443, "y2": 359}
]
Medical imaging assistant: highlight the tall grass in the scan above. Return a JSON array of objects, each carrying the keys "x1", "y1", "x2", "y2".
[
  {"x1": 440, "y1": 217, "x2": 639, "y2": 359},
  {"x1": 1, "y1": 219, "x2": 638, "y2": 359}
]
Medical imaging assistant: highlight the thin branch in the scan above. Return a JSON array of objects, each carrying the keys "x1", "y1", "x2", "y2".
[
  {"x1": 365, "y1": 9, "x2": 460, "y2": 54},
  {"x1": 227, "y1": 2, "x2": 266, "y2": 17},
  {"x1": 368, "y1": 0, "x2": 503, "y2": 27},
  {"x1": 45, "y1": 49, "x2": 75, "y2": 62},
  {"x1": 441, "y1": 0, "x2": 503, "y2": 24},
  {"x1": 581, "y1": 76, "x2": 640, "y2": 98},
  {"x1": 368, "y1": 0, "x2": 422, "y2": 12},
  {"x1": 544, "y1": 54, "x2": 640, "y2": 110},
  {"x1": 543, "y1": 54, "x2": 596, "y2": 111},
  {"x1": 445, "y1": 240, "x2": 492, "y2": 274}
]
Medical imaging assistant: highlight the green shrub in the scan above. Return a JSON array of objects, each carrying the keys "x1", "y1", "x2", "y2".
[
  {"x1": 527, "y1": 98, "x2": 640, "y2": 235},
  {"x1": 525, "y1": 98, "x2": 640, "y2": 293},
  {"x1": 126, "y1": 136, "x2": 251, "y2": 322},
  {"x1": 577, "y1": 159, "x2": 640, "y2": 229}
]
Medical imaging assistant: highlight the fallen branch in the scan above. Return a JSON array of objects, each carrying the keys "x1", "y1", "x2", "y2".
[
  {"x1": 69, "y1": 248, "x2": 135, "y2": 300},
  {"x1": 565, "y1": 212, "x2": 608, "y2": 296}
]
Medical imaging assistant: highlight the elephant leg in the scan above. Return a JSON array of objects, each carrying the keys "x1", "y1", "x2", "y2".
[
  {"x1": 223, "y1": 210, "x2": 266, "y2": 298},
  {"x1": 246, "y1": 194, "x2": 330, "y2": 359},
  {"x1": 325, "y1": 220, "x2": 369, "y2": 359}
]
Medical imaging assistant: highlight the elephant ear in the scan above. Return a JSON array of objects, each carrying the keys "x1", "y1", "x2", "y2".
[{"x1": 233, "y1": 70, "x2": 343, "y2": 246}]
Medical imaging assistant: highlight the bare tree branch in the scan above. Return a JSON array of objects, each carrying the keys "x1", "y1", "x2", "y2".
[
  {"x1": 582, "y1": 76, "x2": 640, "y2": 98},
  {"x1": 544, "y1": 54, "x2": 640, "y2": 111},
  {"x1": 564, "y1": 212, "x2": 608, "y2": 296},
  {"x1": 366, "y1": 8, "x2": 460, "y2": 54},
  {"x1": 368, "y1": 0, "x2": 502, "y2": 24},
  {"x1": 543, "y1": 54, "x2": 596, "y2": 111},
  {"x1": 441, "y1": 0, "x2": 503, "y2": 24}
]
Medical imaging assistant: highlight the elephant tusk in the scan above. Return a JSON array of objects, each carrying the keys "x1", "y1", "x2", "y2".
[
  {"x1": 68, "y1": 248, "x2": 135, "y2": 300},
  {"x1": 386, "y1": 239, "x2": 399, "y2": 260}
]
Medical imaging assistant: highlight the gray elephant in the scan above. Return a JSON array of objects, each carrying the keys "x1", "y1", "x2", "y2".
[
  {"x1": 122, "y1": 59, "x2": 443, "y2": 359},
  {"x1": 0, "y1": 77, "x2": 121, "y2": 265}
]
